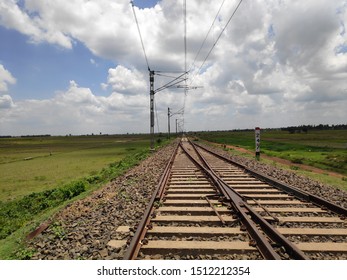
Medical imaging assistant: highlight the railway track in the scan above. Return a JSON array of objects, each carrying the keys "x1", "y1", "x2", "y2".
[{"x1": 123, "y1": 138, "x2": 347, "y2": 260}]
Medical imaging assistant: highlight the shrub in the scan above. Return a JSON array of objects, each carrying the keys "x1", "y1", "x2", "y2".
[
  {"x1": 0, "y1": 181, "x2": 86, "y2": 240},
  {"x1": 291, "y1": 157, "x2": 304, "y2": 164},
  {"x1": 86, "y1": 174, "x2": 102, "y2": 184}
]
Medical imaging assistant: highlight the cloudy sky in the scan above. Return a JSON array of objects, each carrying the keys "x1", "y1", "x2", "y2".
[{"x1": 0, "y1": 0, "x2": 346, "y2": 136}]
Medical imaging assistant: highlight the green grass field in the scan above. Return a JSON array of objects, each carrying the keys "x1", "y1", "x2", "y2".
[
  {"x1": 0, "y1": 134, "x2": 169, "y2": 259},
  {"x1": 197, "y1": 129, "x2": 347, "y2": 177},
  {"x1": 0, "y1": 135, "x2": 152, "y2": 202}
]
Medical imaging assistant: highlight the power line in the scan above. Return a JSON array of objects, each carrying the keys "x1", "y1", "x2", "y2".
[
  {"x1": 154, "y1": 72, "x2": 187, "y2": 93},
  {"x1": 195, "y1": 0, "x2": 244, "y2": 76},
  {"x1": 155, "y1": 73, "x2": 185, "y2": 79},
  {"x1": 182, "y1": 0, "x2": 187, "y2": 132},
  {"x1": 188, "y1": 0, "x2": 226, "y2": 74},
  {"x1": 184, "y1": 0, "x2": 187, "y2": 82},
  {"x1": 131, "y1": 1, "x2": 150, "y2": 71}
]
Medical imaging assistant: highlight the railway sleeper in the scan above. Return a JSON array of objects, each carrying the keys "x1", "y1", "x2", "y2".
[
  {"x1": 140, "y1": 240, "x2": 258, "y2": 256},
  {"x1": 156, "y1": 206, "x2": 230, "y2": 215},
  {"x1": 147, "y1": 226, "x2": 244, "y2": 236}
]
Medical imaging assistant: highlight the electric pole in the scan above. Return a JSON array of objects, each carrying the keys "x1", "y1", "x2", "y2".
[
  {"x1": 150, "y1": 70, "x2": 155, "y2": 151},
  {"x1": 168, "y1": 107, "x2": 184, "y2": 138},
  {"x1": 176, "y1": 118, "x2": 178, "y2": 134},
  {"x1": 167, "y1": 107, "x2": 171, "y2": 139}
]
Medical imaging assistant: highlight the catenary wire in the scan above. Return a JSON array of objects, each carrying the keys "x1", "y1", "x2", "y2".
[
  {"x1": 196, "y1": 0, "x2": 243, "y2": 75},
  {"x1": 131, "y1": 1, "x2": 151, "y2": 71},
  {"x1": 182, "y1": 0, "x2": 187, "y2": 132},
  {"x1": 188, "y1": 0, "x2": 226, "y2": 74},
  {"x1": 154, "y1": 72, "x2": 188, "y2": 93}
]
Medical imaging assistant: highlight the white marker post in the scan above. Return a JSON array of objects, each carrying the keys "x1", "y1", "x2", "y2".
[{"x1": 255, "y1": 127, "x2": 260, "y2": 160}]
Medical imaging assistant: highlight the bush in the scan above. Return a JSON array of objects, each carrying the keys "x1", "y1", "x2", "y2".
[
  {"x1": 65, "y1": 181, "x2": 85, "y2": 198},
  {"x1": 0, "y1": 181, "x2": 86, "y2": 240},
  {"x1": 291, "y1": 157, "x2": 304, "y2": 164},
  {"x1": 86, "y1": 174, "x2": 102, "y2": 184}
]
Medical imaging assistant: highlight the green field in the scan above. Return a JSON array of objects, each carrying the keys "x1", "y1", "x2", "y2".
[
  {"x1": 0, "y1": 134, "x2": 169, "y2": 259},
  {"x1": 197, "y1": 129, "x2": 347, "y2": 177},
  {"x1": 0, "y1": 134, "x2": 152, "y2": 202}
]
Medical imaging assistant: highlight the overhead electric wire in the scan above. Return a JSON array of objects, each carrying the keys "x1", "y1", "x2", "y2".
[
  {"x1": 182, "y1": 0, "x2": 187, "y2": 132},
  {"x1": 155, "y1": 70, "x2": 187, "y2": 73},
  {"x1": 194, "y1": 0, "x2": 244, "y2": 77},
  {"x1": 154, "y1": 72, "x2": 188, "y2": 93},
  {"x1": 155, "y1": 73, "x2": 185, "y2": 79},
  {"x1": 131, "y1": 1, "x2": 188, "y2": 95},
  {"x1": 131, "y1": 1, "x2": 150, "y2": 71},
  {"x1": 161, "y1": 78, "x2": 188, "y2": 90},
  {"x1": 188, "y1": 0, "x2": 226, "y2": 74},
  {"x1": 154, "y1": 77, "x2": 188, "y2": 93},
  {"x1": 170, "y1": 107, "x2": 184, "y2": 117},
  {"x1": 184, "y1": 0, "x2": 187, "y2": 84}
]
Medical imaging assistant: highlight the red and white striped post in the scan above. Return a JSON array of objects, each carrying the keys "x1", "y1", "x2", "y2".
[{"x1": 255, "y1": 127, "x2": 260, "y2": 160}]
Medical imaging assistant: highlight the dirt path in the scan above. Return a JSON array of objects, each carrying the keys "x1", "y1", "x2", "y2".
[{"x1": 209, "y1": 141, "x2": 344, "y2": 179}]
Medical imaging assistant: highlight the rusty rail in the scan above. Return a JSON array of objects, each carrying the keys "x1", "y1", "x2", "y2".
[
  {"x1": 124, "y1": 139, "x2": 322, "y2": 260},
  {"x1": 193, "y1": 141, "x2": 347, "y2": 217},
  {"x1": 180, "y1": 141, "x2": 283, "y2": 260},
  {"x1": 123, "y1": 141, "x2": 180, "y2": 260},
  {"x1": 187, "y1": 140, "x2": 309, "y2": 260}
]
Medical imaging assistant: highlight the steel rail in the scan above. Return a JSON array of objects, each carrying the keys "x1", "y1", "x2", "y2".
[
  {"x1": 123, "y1": 141, "x2": 180, "y2": 260},
  {"x1": 187, "y1": 140, "x2": 308, "y2": 260},
  {"x1": 179, "y1": 142, "x2": 283, "y2": 260},
  {"x1": 194, "y1": 141, "x2": 347, "y2": 217}
]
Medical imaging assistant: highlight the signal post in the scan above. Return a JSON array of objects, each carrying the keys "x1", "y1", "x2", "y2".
[{"x1": 255, "y1": 127, "x2": 260, "y2": 160}]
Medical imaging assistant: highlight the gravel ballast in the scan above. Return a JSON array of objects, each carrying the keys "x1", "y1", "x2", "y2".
[
  {"x1": 28, "y1": 140, "x2": 346, "y2": 260},
  {"x1": 29, "y1": 141, "x2": 178, "y2": 260},
  {"x1": 201, "y1": 143, "x2": 347, "y2": 209}
]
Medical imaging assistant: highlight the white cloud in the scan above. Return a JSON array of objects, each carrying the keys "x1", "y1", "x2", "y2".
[
  {"x1": 100, "y1": 83, "x2": 108, "y2": 91},
  {"x1": 57, "y1": 80, "x2": 98, "y2": 104},
  {"x1": 0, "y1": 64, "x2": 16, "y2": 92},
  {"x1": 1, "y1": 0, "x2": 347, "y2": 135},
  {"x1": 0, "y1": 78, "x2": 150, "y2": 135},
  {"x1": 0, "y1": 94, "x2": 14, "y2": 108},
  {"x1": 106, "y1": 65, "x2": 147, "y2": 94},
  {"x1": 20, "y1": 0, "x2": 138, "y2": 59},
  {"x1": 0, "y1": 0, "x2": 72, "y2": 48}
]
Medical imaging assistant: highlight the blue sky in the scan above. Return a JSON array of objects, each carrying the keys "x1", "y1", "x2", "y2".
[
  {"x1": 0, "y1": 25, "x2": 114, "y2": 100},
  {"x1": 0, "y1": 1, "x2": 159, "y2": 101},
  {"x1": 133, "y1": 0, "x2": 159, "y2": 9},
  {"x1": 0, "y1": 0, "x2": 346, "y2": 136}
]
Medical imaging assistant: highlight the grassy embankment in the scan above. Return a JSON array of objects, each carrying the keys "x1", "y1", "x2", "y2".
[
  {"x1": 0, "y1": 134, "x2": 168, "y2": 259},
  {"x1": 197, "y1": 129, "x2": 347, "y2": 190}
]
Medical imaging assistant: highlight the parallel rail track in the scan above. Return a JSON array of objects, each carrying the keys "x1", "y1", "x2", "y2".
[{"x1": 123, "y1": 138, "x2": 347, "y2": 260}]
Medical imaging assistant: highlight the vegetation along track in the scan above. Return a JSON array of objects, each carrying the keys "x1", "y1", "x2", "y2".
[{"x1": 123, "y1": 138, "x2": 347, "y2": 260}]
